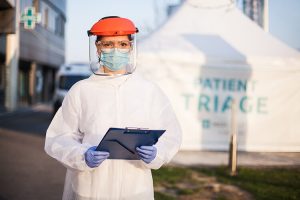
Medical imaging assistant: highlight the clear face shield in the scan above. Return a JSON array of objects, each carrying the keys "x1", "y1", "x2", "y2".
[{"x1": 89, "y1": 34, "x2": 137, "y2": 76}]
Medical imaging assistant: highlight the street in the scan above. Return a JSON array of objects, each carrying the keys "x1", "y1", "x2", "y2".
[{"x1": 0, "y1": 107, "x2": 65, "y2": 200}]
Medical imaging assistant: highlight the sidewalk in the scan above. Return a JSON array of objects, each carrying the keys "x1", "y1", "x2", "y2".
[
  {"x1": 0, "y1": 103, "x2": 53, "y2": 116},
  {"x1": 171, "y1": 151, "x2": 300, "y2": 166},
  {"x1": 0, "y1": 103, "x2": 53, "y2": 136},
  {"x1": 0, "y1": 104, "x2": 36, "y2": 117}
]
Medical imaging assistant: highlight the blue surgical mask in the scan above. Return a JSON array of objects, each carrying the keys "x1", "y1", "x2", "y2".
[{"x1": 100, "y1": 49, "x2": 129, "y2": 71}]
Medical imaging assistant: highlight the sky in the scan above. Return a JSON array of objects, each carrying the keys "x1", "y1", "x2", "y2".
[
  {"x1": 269, "y1": 0, "x2": 300, "y2": 51},
  {"x1": 65, "y1": 0, "x2": 300, "y2": 63}
]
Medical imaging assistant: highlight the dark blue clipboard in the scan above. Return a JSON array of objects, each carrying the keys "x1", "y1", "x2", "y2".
[{"x1": 96, "y1": 127, "x2": 165, "y2": 160}]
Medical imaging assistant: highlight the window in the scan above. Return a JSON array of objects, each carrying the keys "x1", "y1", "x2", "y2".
[
  {"x1": 55, "y1": 15, "x2": 64, "y2": 36},
  {"x1": 40, "y1": 1, "x2": 65, "y2": 36}
]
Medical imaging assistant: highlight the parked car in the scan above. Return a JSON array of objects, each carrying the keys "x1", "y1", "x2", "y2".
[{"x1": 53, "y1": 63, "x2": 92, "y2": 116}]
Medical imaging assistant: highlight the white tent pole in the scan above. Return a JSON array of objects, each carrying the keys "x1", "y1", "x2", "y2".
[{"x1": 229, "y1": 99, "x2": 238, "y2": 176}]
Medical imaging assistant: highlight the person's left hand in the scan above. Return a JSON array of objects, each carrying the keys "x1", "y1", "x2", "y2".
[{"x1": 136, "y1": 146, "x2": 157, "y2": 164}]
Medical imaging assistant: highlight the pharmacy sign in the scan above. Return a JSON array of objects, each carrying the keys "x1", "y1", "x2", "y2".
[{"x1": 21, "y1": 7, "x2": 41, "y2": 29}]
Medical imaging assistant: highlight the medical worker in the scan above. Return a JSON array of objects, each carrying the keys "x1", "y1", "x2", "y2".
[{"x1": 45, "y1": 16, "x2": 182, "y2": 200}]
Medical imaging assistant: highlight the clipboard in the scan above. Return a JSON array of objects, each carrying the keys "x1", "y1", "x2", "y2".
[{"x1": 96, "y1": 127, "x2": 165, "y2": 160}]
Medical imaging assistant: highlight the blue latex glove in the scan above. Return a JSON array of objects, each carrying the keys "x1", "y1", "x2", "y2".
[
  {"x1": 136, "y1": 146, "x2": 157, "y2": 164},
  {"x1": 84, "y1": 146, "x2": 110, "y2": 168}
]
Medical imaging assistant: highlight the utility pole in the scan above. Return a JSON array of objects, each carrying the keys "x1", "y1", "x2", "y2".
[{"x1": 5, "y1": 0, "x2": 20, "y2": 111}]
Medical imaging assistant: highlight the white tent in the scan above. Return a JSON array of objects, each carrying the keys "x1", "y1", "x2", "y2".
[{"x1": 138, "y1": 0, "x2": 300, "y2": 152}]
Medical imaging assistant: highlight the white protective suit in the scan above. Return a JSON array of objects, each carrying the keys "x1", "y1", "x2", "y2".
[{"x1": 45, "y1": 72, "x2": 182, "y2": 200}]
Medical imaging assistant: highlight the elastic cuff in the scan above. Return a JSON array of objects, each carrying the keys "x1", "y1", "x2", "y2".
[
  {"x1": 143, "y1": 152, "x2": 165, "y2": 170},
  {"x1": 79, "y1": 143, "x2": 96, "y2": 171}
]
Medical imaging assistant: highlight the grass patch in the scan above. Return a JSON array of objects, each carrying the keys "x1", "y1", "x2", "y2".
[
  {"x1": 152, "y1": 166, "x2": 201, "y2": 198},
  {"x1": 152, "y1": 166, "x2": 192, "y2": 185},
  {"x1": 154, "y1": 192, "x2": 176, "y2": 200},
  {"x1": 152, "y1": 166, "x2": 300, "y2": 200},
  {"x1": 195, "y1": 166, "x2": 300, "y2": 200}
]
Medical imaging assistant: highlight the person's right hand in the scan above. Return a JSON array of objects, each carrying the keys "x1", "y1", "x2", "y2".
[{"x1": 84, "y1": 146, "x2": 110, "y2": 168}]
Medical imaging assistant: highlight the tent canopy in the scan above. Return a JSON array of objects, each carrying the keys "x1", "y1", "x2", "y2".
[{"x1": 139, "y1": 0, "x2": 300, "y2": 69}]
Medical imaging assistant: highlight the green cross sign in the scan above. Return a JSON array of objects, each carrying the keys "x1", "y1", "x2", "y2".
[{"x1": 21, "y1": 7, "x2": 41, "y2": 29}]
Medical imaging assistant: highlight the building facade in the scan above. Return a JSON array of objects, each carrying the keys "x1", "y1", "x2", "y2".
[
  {"x1": 0, "y1": 0, "x2": 66, "y2": 110},
  {"x1": 239, "y1": 0, "x2": 265, "y2": 28}
]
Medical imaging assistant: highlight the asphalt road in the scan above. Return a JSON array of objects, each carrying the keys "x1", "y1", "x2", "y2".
[{"x1": 0, "y1": 109, "x2": 65, "y2": 200}]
